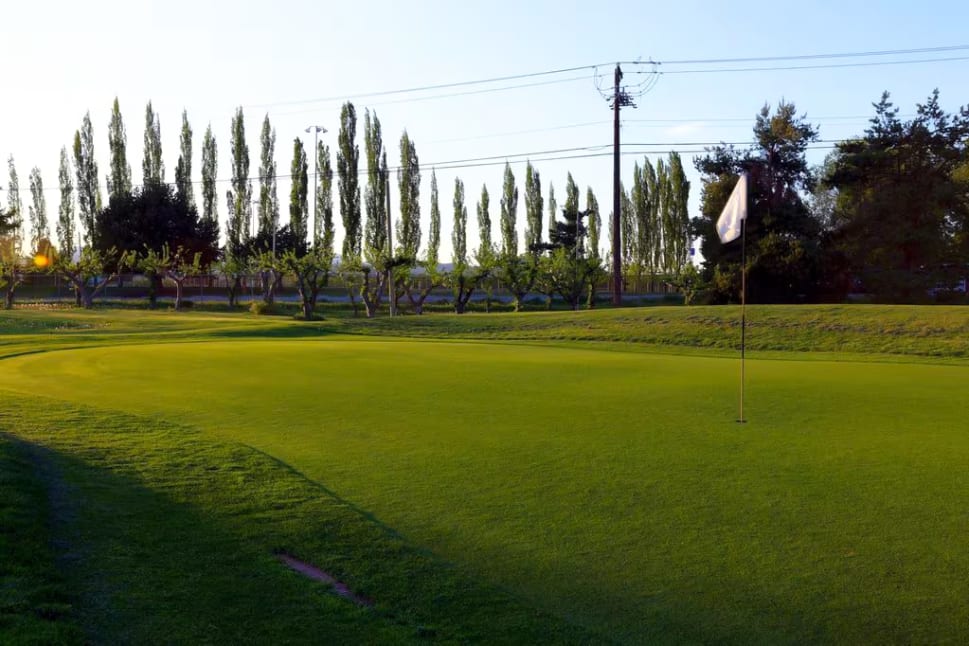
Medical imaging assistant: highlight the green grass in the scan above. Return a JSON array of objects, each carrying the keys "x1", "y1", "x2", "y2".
[
  {"x1": 1, "y1": 305, "x2": 968, "y2": 643},
  {"x1": 0, "y1": 435, "x2": 83, "y2": 644},
  {"x1": 4, "y1": 304, "x2": 969, "y2": 361}
]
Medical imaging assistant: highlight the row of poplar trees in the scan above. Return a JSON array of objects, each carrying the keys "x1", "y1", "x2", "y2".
[{"x1": 2, "y1": 97, "x2": 694, "y2": 314}]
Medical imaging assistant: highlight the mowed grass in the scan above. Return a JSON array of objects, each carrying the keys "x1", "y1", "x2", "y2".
[{"x1": 1, "y1": 305, "x2": 968, "y2": 643}]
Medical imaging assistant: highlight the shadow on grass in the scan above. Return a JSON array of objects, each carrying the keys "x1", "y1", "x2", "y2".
[
  {"x1": 15, "y1": 439, "x2": 403, "y2": 645},
  {"x1": 2, "y1": 400, "x2": 603, "y2": 644}
]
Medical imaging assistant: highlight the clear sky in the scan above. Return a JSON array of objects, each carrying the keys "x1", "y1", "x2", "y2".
[{"x1": 2, "y1": 0, "x2": 968, "y2": 260}]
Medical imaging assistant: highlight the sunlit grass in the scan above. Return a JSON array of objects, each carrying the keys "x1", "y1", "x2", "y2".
[{"x1": 1, "y1": 305, "x2": 968, "y2": 642}]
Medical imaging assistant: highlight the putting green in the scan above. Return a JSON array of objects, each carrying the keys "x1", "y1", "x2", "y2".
[{"x1": 2, "y1": 339, "x2": 967, "y2": 642}]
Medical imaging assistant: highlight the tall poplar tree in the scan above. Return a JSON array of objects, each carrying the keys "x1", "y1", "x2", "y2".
[
  {"x1": 666, "y1": 152, "x2": 691, "y2": 273},
  {"x1": 586, "y1": 187, "x2": 601, "y2": 260},
  {"x1": 337, "y1": 102, "x2": 361, "y2": 263},
  {"x1": 499, "y1": 162, "x2": 518, "y2": 256},
  {"x1": 427, "y1": 169, "x2": 440, "y2": 266},
  {"x1": 645, "y1": 159, "x2": 662, "y2": 274},
  {"x1": 58, "y1": 147, "x2": 75, "y2": 257},
  {"x1": 289, "y1": 138, "x2": 309, "y2": 246},
  {"x1": 547, "y1": 183, "x2": 557, "y2": 243},
  {"x1": 396, "y1": 131, "x2": 421, "y2": 259},
  {"x1": 316, "y1": 142, "x2": 334, "y2": 255},
  {"x1": 452, "y1": 178, "x2": 467, "y2": 265},
  {"x1": 524, "y1": 162, "x2": 543, "y2": 253},
  {"x1": 226, "y1": 107, "x2": 251, "y2": 257},
  {"x1": 6, "y1": 156, "x2": 22, "y2": 229},
  {"x1": 175, "y1": 109, "x2": 194, "y2": 208},
  {"x1": 201, "y1": 125, "x2": 218, "y2": 225},
  {"x1": 73, "y1": 112, "x2": 101, "y2": 243},
  {"x1": 655, "y1": 158, "x2": 670, "y2": 272},
  {"x1": 476, "y1": 184, "x2": 493, "y2": 262},
  {"x1": 258, "y1": 114, "x2": 278, "y2": 237},
  {"x1": 621, "y1": 179, "x2": 636, "y2": 276},
  {"x1": 28, "y1": 167, "x2": 48, "y2": 250},
  {"x1": 630, "y1": 162, "x2": 645, "y2": 278},
  {"x1": 363, "y1": 109, "x2": 387, "y2": 260},
  {"x1": 107, "y1": 97, "x2": 132, "y2": 200},
  {"x1": 142, "y1": 101, "x2": 164, "y2": 186}
]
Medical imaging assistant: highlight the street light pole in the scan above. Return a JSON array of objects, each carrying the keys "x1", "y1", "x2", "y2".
[{"x1": 305, "y1": 126, "x2": 327, "y2": 245}]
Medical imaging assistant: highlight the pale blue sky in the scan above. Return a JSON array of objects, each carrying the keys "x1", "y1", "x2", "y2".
[{"x1": 3, "y1": 0, "x2": 968, "y2": 259}]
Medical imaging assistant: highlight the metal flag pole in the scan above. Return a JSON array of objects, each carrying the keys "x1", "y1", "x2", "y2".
[
  {"x1": 715, "y1": 172, "x2": 749, "y2": 424},
  {"x1": 739, "y1": 215, "x2": 747, "y2": 424}
]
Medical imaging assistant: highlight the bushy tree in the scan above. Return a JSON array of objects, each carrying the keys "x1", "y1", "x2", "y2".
[
  {"x1": 825, "y1": 91, "x2": 969, "y2": 300},
  {"x1": 94, "y1": 181, "x2": 218, "y2": 277},
  {"x1": 694, "y1": 100, "x2": 822, "y2": 303}
]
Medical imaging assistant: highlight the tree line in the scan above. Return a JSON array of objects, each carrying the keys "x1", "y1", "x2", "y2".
[
  {"x1": 693, "y1": 90, "x2": 969, "y2": 304},
  {"x1": 0, "y1": 98, "x2": 693, "y2": 315},
  {"x1": 4, "y1": 89, "x2": 963, "y2": 312}
]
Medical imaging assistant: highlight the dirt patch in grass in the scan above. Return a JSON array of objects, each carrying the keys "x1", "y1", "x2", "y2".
[{"x1": 276, "y1": 553, "x2": 373, "y2": 607}]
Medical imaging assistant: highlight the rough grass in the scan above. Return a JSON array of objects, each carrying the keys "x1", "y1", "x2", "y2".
[{"x1": 4, "y1": 304, "x2": 969, "y2": 361}]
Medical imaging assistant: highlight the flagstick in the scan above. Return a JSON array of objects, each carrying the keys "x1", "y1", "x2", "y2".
[{"x1": 739, "y1": 219, "x2": 746, "y2": 424}]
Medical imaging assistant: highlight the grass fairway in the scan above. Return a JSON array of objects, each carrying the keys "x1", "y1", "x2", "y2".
[{"x1": 1, "y1": 306, "x2": 968, "y2": 643}]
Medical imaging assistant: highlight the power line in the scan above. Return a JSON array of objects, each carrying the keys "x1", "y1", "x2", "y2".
[
  {"x1": 268, "y1": 74, "x2": 590, "y2": 116},
  {"x1": 631, "y1": 54, "x2": 969, "y2": 75},
  {"x1": 426, "y1": 120, "x2": 611, "y2": 144},
  {"x1": 248, "y1": 62, "x2": 607, "y2": 109},
  {"x1": 258, "y1": 44, "x2": 969, "y2": 111},
  {"x1": 645, "y1": 44, "x2": 969, "y2": 66}
]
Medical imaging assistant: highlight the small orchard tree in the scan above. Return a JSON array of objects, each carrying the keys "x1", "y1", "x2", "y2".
[
  {"x1": 281, "y1": 246, "x2": 333, "y2": 321},
  {"x1": 496, "y1": 252, "x2": 537, "y2": 312},
  {"x1": 446, "y1": 261, "x2": 477, "y2": 315},
  {"x1": 133, "y1": 244, "x2": 203, "y2": 311},
  {"x1": 51, "y1": 247, "x2": 124, "y2": 308}
]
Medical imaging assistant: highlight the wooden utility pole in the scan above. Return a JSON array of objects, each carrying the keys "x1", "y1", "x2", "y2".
[{"x1": 610, "y1": 64, "x2": 635, "y2": 306}]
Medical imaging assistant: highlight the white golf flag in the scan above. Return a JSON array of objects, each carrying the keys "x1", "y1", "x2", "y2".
[{"x1": 716, "y1": 173, "x2": 748, "y2": 244}]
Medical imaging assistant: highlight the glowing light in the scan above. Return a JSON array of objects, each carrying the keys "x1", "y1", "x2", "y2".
[{"x1": 33, "y1": 254, "x2": 50, "y2": 269}]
